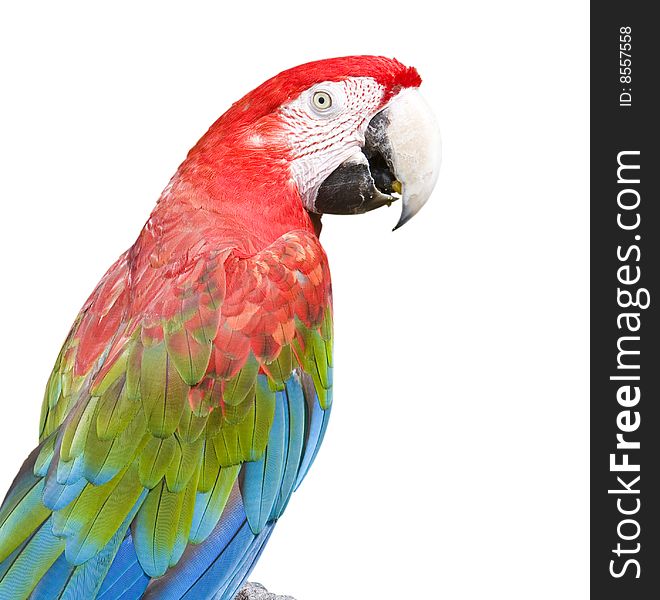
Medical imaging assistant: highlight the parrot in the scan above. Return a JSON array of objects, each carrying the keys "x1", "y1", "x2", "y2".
[{"x1": 0, "y1": 55, "x2": 440, "y2": 599}]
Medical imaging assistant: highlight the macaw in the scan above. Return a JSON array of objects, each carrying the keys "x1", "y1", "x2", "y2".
[{"x1": 0, "y1": 56, "x2": 440, "y2": 599}]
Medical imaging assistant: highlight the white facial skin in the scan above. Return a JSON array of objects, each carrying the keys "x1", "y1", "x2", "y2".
[{"x1": 279, "y1": 77, "x2": 386, "y2": 211}]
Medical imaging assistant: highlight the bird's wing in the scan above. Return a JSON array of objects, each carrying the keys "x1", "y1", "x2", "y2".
[{"x1": 0, "y1": 229, "x2": 333, "y2": 600}]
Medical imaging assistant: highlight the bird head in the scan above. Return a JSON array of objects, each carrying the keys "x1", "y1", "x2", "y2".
[{"x1": 186, "y1": 56, "x2": 441, "y2": 231}]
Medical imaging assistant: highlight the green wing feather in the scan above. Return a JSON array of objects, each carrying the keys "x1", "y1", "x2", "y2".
[{"x1": 0, "y1": 231, "x2": 333, "y2": 597}]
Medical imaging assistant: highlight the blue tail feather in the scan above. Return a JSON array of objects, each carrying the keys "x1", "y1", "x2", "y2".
[
  {"x1": 218, "y1": 523, "x2": 275, "y2": 600},
  {"x1": 97, "y1": 534, "x2": 149, "y2": 600},
  {"x1": 294, "y1": 383, "x2": 331, "y2": 491},
  {"x1": 29, "y1": 552, "x2": 72, "y2": 599},
  {"x1": 144, "y1": 486, "x2": 253, "y2": 599},
  {"x1": 273, "y1": 379, "x2": 306, "y2": 517},
  {"x1": 241, "y1": 391, "x2": 286, "y2": 534},
  {"x1": 114, "y1": 572, "x2": 151, "y2": 600}
]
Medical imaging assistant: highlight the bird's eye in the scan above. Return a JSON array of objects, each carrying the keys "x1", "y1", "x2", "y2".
[{"x1": 312, "y1": 91, "x2": 333, "y2": 111}]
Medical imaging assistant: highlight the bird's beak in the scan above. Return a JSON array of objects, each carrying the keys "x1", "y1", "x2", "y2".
[{"x1": 314, "y1": 88, "x2": 441, "y2": 229}]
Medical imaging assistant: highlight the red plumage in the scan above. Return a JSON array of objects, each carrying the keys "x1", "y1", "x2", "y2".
[{"x1": 74, "y1": 55, "x2": 418, "y2": 380}]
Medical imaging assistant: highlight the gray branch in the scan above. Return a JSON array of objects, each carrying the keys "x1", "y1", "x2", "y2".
[{"x1": 236, "y1": 582, "x2": 296, "y2": 600}]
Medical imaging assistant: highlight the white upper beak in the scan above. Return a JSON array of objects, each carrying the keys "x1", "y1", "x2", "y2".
[{"x1": 384, "y1": 87, "x2": 442, "y2": 229}]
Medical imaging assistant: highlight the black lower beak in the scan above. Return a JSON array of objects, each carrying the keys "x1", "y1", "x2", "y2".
[{"x1": 313, "y1": 110, "x2": 399, "y2": 215}]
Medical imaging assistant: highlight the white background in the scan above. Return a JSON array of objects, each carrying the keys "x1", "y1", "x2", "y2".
[{"x1": 0, "y1": 2, "x2": 588, "y2": 599}]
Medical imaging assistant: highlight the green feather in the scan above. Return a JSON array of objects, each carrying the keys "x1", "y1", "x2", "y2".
[
  {"x1": 220, "y1": 386, "x2": 255, "y2": 425},
  {"x1": 87, "y1": 410, "x2": 148, "y2": 485},
  {"x1": 125, "y1": 336, "x2": 143, "y2": 400},
  {"x1": 177, "y1": 407, "x2": 208, "y2": 443},
  {"x1": 325, "y1": 338, "x2": 333, "y2": 368},
  {"x1": 0, "y1": 517, "x2": 65, "y2": 600},
  {"x1": 54, "y1": 463, "x2": 145, "y2": 565},
  {"x1": 164, "y1": 321, "x2": 213, "y2": 386},
  {"x1": 321, "y1": 308, "x2": 332, "y2": 340},
  {"x1": 96, "y1": 373, "x2": 140, "y2": 441},
  {"x1": 68, "y1": 397, "x2": 101, "y2": 461},
  {"x1": 56, "y1": 488, "x2": 146, "y2": 600},
  {"x1": 133, "y1": 480, "x2": 186, "y2": 577},
  {"x1": 0, "y1": 478, "x2": 50, "y2": 563},
  {"x1": 34, "y1": 433, "x2": 57, "y2": 478},
  {"x1": 170, "y1": 464, "x2": 200, "y2": 566},
  {"x1": 198, "y1": 440, "x2": 220, "y2": 493},
  {"x1": 298, "y1": 327, "x2": 332, "y2": 410},
  {"x1": 311, "y1": 331, "x2": 330, "y2": 389},
  {"x1": 222, "y1": 353, "x2": 259, "y2": 406},
  {"x1": 91, "y1": 352, "x2": 128, "y2": 397},
  {"x1": 267, "y1": 344, "x2": 292, "y2": 390},
  {"x1": 139, "y1": 436, "x2": 177, "y2": 488},
  {"x1": 0, "y1": 537, "x2": 27, "y2": 582},
  {"x1": 189, "y1": 464, "x2": 240, "y2": 544},
  {"x1": 140, "y1": 344, "x2": 187, "y2": 438},
  {"x1": 59, "y1": 400, "x2": 89, "y2": 464},
  {"x1": 212, "y1": 376, "x2": 276, "y2": 465},
  {"x1": 165, "y1": 436, "x2": 203, "y2": 493}
]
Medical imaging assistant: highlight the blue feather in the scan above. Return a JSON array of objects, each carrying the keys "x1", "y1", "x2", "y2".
[
  {"x1": 42, "y1": 476, "x2": 86, "y2": 512},
  {"x1": 57, "y1": 489, "x2": 146, "y2": 599},
  {"x1": 179, "y1": 520, "x2": 255, "y2": 599},
  {"x1": 143, "y1": 486, "x2": 252, "y2": 599},
  {"x1": 97, "y1": 534, "x2": 149, "y2": 600},
  {"x1": 241, "y1": 390, "x2": 286, "y2": 533},
  {"x1": 305, "y1": 387, "x2": 331, "y2": 472},
  {"x1": 0, "y1": 517, "x2": 64, "y2": 599},
  {"x1": 114, "y1": 571, "x2": 151, "y2": 600},
  {"x1": 29, "y1": 552, "x2": 71, "y2": 599},
  {"x1": 219, "y1": 523, "x2": 275, "y2": 600},
  {"x1": 294, "y1": 383, "x2": 331, "y2": 491},
  {"x1": 273, "y1": 377, "x2": 306, "y2": 517},
  {"x1": 55, "y1": 455, "x2": 85, "y2": 487},
  {"x1": 189, "y1": 463, "x2": 240, "y2": 546}
]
